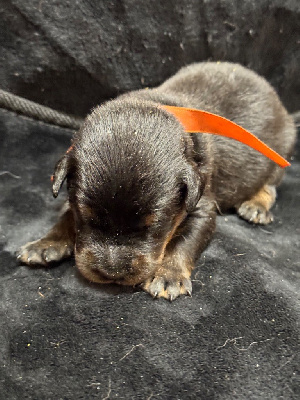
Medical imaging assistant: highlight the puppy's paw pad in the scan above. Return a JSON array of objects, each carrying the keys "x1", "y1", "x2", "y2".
[
  {"x1": 237, "y1": 201, "x2": 274, "y2": 225},
  {"x1": 142, "y1": 276, "x2": 192, "y2": 301},
  {"x1": 17, "y1": 240, "x2": 72, "y2": 266}
]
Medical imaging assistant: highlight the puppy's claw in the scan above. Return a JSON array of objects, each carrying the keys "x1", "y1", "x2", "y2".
[
  {"x1": 142, "y1": 276, "x2": 192, "y2": 301},
  {"x1": 181, "y1": 278, "x2": 192, "y2": 294}
]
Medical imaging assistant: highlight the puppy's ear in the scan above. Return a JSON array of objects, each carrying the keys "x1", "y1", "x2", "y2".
[
  {"x1": 182, "y1": 166, "x2": 203, "y2": 212},
  {"x1": 52, "y1": 154, "x2": 69, "y2": 198}
]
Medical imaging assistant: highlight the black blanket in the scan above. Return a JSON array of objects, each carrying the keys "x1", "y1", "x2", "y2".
[
  {"x1": 0, "y1": 108, "x2": 299, "y2": 399},
  {"x1": 1, "y1": 0, "x2": 300, "y2": 398}
]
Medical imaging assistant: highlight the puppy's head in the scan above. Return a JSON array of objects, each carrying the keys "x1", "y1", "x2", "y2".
[{"x1": 52, "y1": 99, "x2": 204, "y2": 285}]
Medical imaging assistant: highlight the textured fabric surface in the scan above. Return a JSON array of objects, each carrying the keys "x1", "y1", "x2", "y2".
[
  {"x1": 1, "y1": 0, "x2": 300, "y2": 398},
  {"x1": 0, "y1": 108, "x2": 299, "y2": 399},
  {"x1": 1, "y1": 0, "x2": 300, "y2": 116}
]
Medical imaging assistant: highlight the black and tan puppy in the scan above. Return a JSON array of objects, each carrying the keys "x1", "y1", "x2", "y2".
[{"x1": 18, "y1": 62, "x2": 296, "y2": 300}]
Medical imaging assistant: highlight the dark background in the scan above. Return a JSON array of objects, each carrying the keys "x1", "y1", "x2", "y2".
[
  {"x1": 0, "y1": 1, "x2": 299, "y2": 399},
  {"x1": 1, "y1": 0, "x2": 299, "y2": 116}
]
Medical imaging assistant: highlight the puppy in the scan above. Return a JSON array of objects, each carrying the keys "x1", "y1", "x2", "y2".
[{"x1": 18, "y1": 62, "x2": 296, "y2": 300}]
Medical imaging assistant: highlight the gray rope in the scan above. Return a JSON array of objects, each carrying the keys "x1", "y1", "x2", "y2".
[
  {"x1": 0, "y1": 89, "x2": 83, "y2": 130},
  {"x1": 0, "y1": 87, "x2": 299, "y2": 131}
]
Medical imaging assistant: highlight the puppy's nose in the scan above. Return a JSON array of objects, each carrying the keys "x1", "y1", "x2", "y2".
[{"x1": 93, "y1": 245, "x2": 133, "y2": 280}]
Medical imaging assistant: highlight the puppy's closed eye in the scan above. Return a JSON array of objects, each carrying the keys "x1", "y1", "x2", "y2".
[{"x1": 86, "y1": 212, "x2": 154, "y2": 237}]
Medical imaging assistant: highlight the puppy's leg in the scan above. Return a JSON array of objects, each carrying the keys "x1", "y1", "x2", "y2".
[
  {"x1": 18, "y1": 205, "x2": 75, "y2": 266},
  {"x1": 237, "y1": 184, "x2": 276, "y2": 225},
  {"x1": 143, "y1": 195, "x2": 216, "y2": 301}
]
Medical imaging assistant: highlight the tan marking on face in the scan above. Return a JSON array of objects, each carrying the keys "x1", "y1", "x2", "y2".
[
  {"x1": 78, "y1": 266, "x2": 114, "y2": 284},
  {"x1": 75, "y1": 246, "x2": 155, "y2": 286},
  {"x1": 75, "y1": 248, "x2": 113, "y2": 284},
  {"x1": 144, "y1": 214, "x2": 156, "y2": 227},
  {"x1": 74, "y1": 207, "x2": 188, "y2": 287},
  {"x1": 120, "y1": 254, "x2": 156, "y2": 285},
  {"x1": 131, "y1": 254, "x2": 146, "y2": 269}
]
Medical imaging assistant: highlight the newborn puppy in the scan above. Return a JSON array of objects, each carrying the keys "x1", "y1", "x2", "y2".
[{"x1": 18, "y1": 62, "x2": 296, "y2": 300}]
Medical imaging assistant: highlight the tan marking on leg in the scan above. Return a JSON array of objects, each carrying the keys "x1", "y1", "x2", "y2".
[
  {"x1": 248, "y1": 185, "x2": 276, "y2": 210},
  {"x1": 157, "y1": 208, "x2": 187, "y2": 263},
  {"x1": 142, "y1": 252, "x2": 194, "y2": 300}
]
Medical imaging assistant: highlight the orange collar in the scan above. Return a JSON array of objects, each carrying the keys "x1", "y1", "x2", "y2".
[{"x1": 161, "y1": 105, "x2": 290, "y2": 168}]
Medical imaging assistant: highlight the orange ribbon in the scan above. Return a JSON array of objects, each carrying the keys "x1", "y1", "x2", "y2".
[{"x1": 162, "y1": 105, "x2": 290, "y2": 168}]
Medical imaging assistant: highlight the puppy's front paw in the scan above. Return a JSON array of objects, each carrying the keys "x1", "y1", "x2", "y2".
[
  {"x1": 142, "y1": 257, "x2": 193, "y2": 301},
  {"x1": 17, "y1": 239, "x2": 73, "y2": 266}
]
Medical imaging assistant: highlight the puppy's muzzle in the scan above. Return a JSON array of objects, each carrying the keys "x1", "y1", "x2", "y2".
[
  {"x1": 92, "y1": 246, "x2": 135, "y2": 281},
  {"x1": 75, "y1": 244, "x2": 151, "y2": 285}
]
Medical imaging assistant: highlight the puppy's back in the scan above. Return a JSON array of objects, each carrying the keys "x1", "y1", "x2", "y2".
[{"x1": 156, "y1": 62, "x2": 296, "y2": 208}]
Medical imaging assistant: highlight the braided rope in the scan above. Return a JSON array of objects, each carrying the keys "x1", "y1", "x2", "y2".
[
  {"x1": 1, "y1": 88, "x2": 298, "y2": 131},
  {"x1": 0, "y1": 89, "x2": 83, "y2": 130}
]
